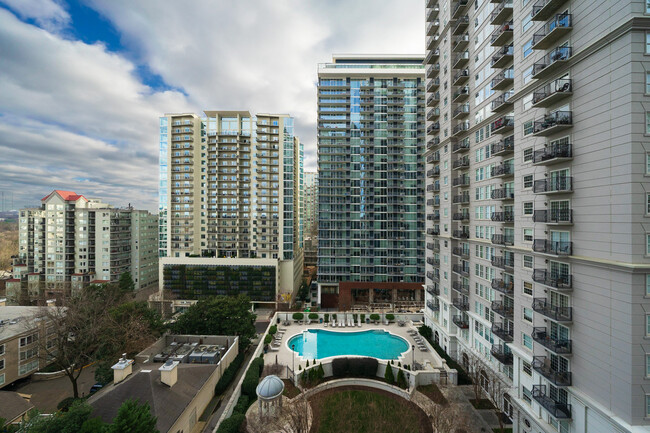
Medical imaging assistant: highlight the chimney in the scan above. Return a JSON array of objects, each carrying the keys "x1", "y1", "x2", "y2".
[
  {"x1": 111, "y1": 354, "x2": 134, "y2": 384},
  {"x1": 159, "y1": 360, "x2": 179, "y2": 387}
]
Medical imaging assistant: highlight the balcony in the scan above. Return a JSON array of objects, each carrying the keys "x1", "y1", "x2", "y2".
[
  {"x1": 491, "y1": 45, "x2": 514, "y2": 68},
  {"x1": 532, "y1": 298, "x2": 572, "y2": 322},
  {"x1": 452, "y1": 192, "x2": 470, "y2": 204},
  {"x1": 533, "y1": 239, "x2": 572, "y2": 256},
  {"x1": 491, "y1": 161, "x2": 514, "y2": 178},
  {"x1": 532, "y1": 0, "x2": 569, "y2": 21},
  {"x1": 532, "y1": 385, "x2": 572, "y2": 419},
  {"x1": 452, "y1": 262, "x2": 470, "y2": 276},
  {"x1": 492, "y1": 278, "x2": 514, "y2": 296},
  {"x1": 427, "y1": 107, "x2": 441, "y2": 121},
  {"x1": 453, "y1": 51, "x2": 470, "y2": 68},
  {"x1": 491, "y1": 68, "x2": 514, "y2": 90},
  {"x1": 532, "y1": 328, "x2": 572, "y2": 355},
  {"x1": 491, "y1": 300, "x2": 514, "y2": 319},
  {"x1": 532, "y1": 46, "x2": 572, "y2": 79},
  {"x1": 452, "y1": 174, "x2": 470, "y2": 187},
  {"x1": 490, "y1": 115, "x2": 514, "y2": 133},
  {"x1": 491, "y1": 233, "x2": 514, "y2": 246},
  {"x1": 490, "y1": 344, "x2": 513, "y2": 365},
  {"x1": 533, "y1": 79, "x2": 572, "y2": 109},
  {"x1": 452, "y1": 229, "x2": 470, "y2": 239},
  {"x1": 453, "y1": 104, "x2": 471, "y2": 119},
  {"x1": 453, "y1": 86, "x2": 470, "y2": 102},
  {"x1": 427, "y1": 152, "x2": 440, "y2": 163},
  {"x1": 491, "y1": 135, "x2": 514, "y2": 155},
  {"x1": 491, "y1": 90, "x2": 514, "y2": 112},
  {"x1": 452, "y1": 211, "x2": 470, "y2": 222},
  {"x1": 427, "y1": 300, "x2": 440, "y2": 312},
  {"x1": 427, "y1": 257, "x2": 440, "y2": 266},
  {"x1": 452, "y1": 315, "x2": 469, "y2": 329},
  {"x1": 533, "y1": 110, "x2": 572, "y2": 135},
  {"x1": 532, "y1": 356, "x2": 572, "y2": 386},
  {"x1": 452, "y1": 156, "x2": 470, "y2": 170},
  {"x1": 491, "y1": 322, "x2": 513, "y2": 342},
  {"x1": 426, "y1": 5, "x2": 440, "y2": 22},
  {"x1": 491, "y1": 21, "x2": 513, "y2": 46},
  {"x1": 426, "y1": 63, "x2": 441, "y2": 78},
  {"x1": 427, "y1": 182, "x2": 441, "y2": 192},
  {"x1": 427, "y1": 137, "x2": 441, "y2": 150},
  {"x1": 426, "y1": 20, "x2": 440, "y2": 36},
  {"x1": 453, "y1": 68, "x2": 470, "y2": 85},
  {"x1": 490, "y1": 0, "x2": 513, "y2": 25},
  {"x1": 491, "y1": 255, "x2": 514, "y2": 272},
  {"x1": 427, "y1": 92, "x2": 440, "y2": 106},
  {"x1": 427, "y1": 122, "x2": 441, "y2": 134},
  {"x1": 427, "y1": 166, "x2": 441, "y2": 177},
  {"x1": 532, "y1": 269, "x2": 572, "y2": 290},
  {"x1": 453, "y1": 15, "x2": 470, "y2": 35},
  {"x1": 533, "y1": 142, "x2": 572, "y2": 165},
  {"x1": 533, "y1": 176, "x2": 572, "y2": 194},
  {"x1": 425, "y1": 48, "x2": 440, "y2": 64},
  {"x1": 533, "y1": 14, "x2": 572, "y2": 50},
  {"x1": 427, "y1": 78, "x2": 441, "y2": 92},
  {"x1": 532, "y1": 208, "x2": 573, "y2": 225},
  {"x1": 452, "y1": 281, "x2": 469, "y2": 295},
  {"x1": 491, "y1": 187, "x2": 514, "y2": 200},
  {"x1": 452, "y1": 297, "x2": 470, "y2": 311},
  {"x1": 491, "y1": 211, "x2": 514, "y2": 223},
  {"x1": 452, "y1": 0, "x2": 469, "y2": 19},
  {"x1": 427, "y1": 226, "x2": 441, "y2": 235},
  {"x1": 452, "y1": 121, "x2": 470, "y2": 137},
  {"x1": 453, "y1": 33, "x2": 470, "y2": 51},
  {"x1": 427, "y1": 284, "x2": 440, "y2": 296}
]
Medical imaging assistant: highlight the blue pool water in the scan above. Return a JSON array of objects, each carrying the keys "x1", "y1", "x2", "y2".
[{"x1": 287, "y1": 329, "x2": 409, "y2": 360}]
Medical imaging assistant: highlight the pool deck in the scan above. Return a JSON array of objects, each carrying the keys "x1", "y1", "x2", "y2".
[{"x1": 262, "y1": 320, "x2": 444, "y2": 372}]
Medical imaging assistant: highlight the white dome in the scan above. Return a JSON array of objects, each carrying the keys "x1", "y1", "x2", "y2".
[{"x1": 256, "y1": 375, "x2": 285, "y2": 400}]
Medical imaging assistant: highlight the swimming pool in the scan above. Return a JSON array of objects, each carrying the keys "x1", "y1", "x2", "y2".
[{"x1": 287, "y1": 329, "x2": 409, "y2": 360}]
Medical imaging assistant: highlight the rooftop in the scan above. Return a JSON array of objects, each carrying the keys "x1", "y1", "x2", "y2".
[
  {"x1": 41, "y1": 190, "x2": 87, "y2": 202},
  {"x1": 0, "y1": 306, "x2": 46, "y2": 342},
  {"x1": 0, "y1": 392, "x2": 34, "y2": 425}
]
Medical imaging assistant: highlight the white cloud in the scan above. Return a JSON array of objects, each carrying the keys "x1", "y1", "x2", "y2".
[{"x1": 0, "y1": 0, "x2": 69, "y2": 31}]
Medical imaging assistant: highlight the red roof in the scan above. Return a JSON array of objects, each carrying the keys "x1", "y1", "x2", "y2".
[
  {"x1": 27, "y1": 272, "x2": 40, "y2": 275},
  {"x1": 7, "y1": 279, "x2": 21, "y2": 282},
  {"x1": 90, "y1": 279, "x2": 109, "y2": 284},
  {"x1": 41, "y1": 190, "x2": 87, "y2": 202}
]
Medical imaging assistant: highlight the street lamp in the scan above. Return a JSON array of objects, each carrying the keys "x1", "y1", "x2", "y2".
[
  {"x1": 291, "y1": 344, "x2": 296, "y2": 383},
  {"x1": 411, "y1": 344, "x2": 415, "y2": 369}
]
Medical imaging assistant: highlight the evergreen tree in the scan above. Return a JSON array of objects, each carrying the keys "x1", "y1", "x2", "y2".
[
  {"x1": 384, "y1": 364, "x2": 395, "y2": 384},
  {"x1": 106, "y1": 399, "x2": 158, "y2": 433}
]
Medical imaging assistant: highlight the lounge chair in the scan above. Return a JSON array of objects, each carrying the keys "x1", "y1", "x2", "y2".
[{"x1": 324, "y1": 322, "x2": 328, "y2": 327}]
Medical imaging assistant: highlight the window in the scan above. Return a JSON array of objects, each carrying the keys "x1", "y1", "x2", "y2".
[
  {"x1": 647, "y1": 354, "x2": 650, "y2": 377},
  {"x1": 523, "y1": 202, "x2": 533, "y2": 215},
  {"x1": 0, "y1": 359, "x2": 3, "y2": 370},
  {"x1": 523, "y1": 93, "x2": 533, "y2": 110},
  {"x1": 647, "y1": 0, "x2": 650, "y2": 13},
  {"x1": 523, "y1": 255, "x2": 533, "y2": 269},
  {"x1": 522, "y1": 12, "x2": 533, "y2": 33},
  {"x1": 523, "y1": 120, "x2": 534, "y2": 136},
  {"x1": 523, "y1": 39, "x2": 533, "y2": 58},
  {"x1": 647, "y1": 33, "x2": 650, "y2": 54},
  {"x1": 647, "y1": 193, "x2": 650, "y2": 214},
  {"x1": 523, "y1": 148, "x2": 533, "y2": 162},
  {"x1": 646, "y1": 72, "x2": 650, "y2": 93},
  {"x1": 647, "y1": 314, "x2": 650, "y2": 336},
  {"x1": 647, "y1": 274, "x2": 650, "y2": 296},
  {"x1": 523, "y1": 228, "x2": 533, "y2": 242},
  {"x1": 19, "y1": 334, "x2": 37, "y2": 347},
  {"x1": 647, "y1": 112, "x2": 650, "y2": 134},
  {"x1": 0, "y1": 344, "x2": 4, "y2": 356},
  {"x1": 523, "y1": 175, "x2": 534, "y2": 189},
  {"x1": 523, "y1": 308, "x2": 533, "y2": 323},
  {"x1": 523, "y1": 281, "x2": 533, "y2": 296},
  {"x1": 647, "y1": 153, "x2": 650, "y2": 174},
  {"x1": 647, "y1": 234, "x2": 650, "y2": 255},
  {"x1": 522, "y1": 333, "x2": 533, "y2": 350},
  {"x1": 522, "y1": 66, "x2": 534, "y2": 85},
  {"x1": 522, "y1": 360, "x2": 532, "y2": 376},
  {"x1": 523, "y1": 386, "x2": 532, "y2": 404}
]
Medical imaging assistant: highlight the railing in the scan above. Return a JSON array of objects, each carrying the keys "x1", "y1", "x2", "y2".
[
  {"x1": 453, "y1": 86, "x2": 470, "y2": 100},
  {"x1": 490, "y1": 21, "x2": 513, "y2": 45},
  {"x1": 426, "y1": 152, "x2": 440, "y2": 163},
  {"x1": 452, "y1": 229, "x2": 470, "y2": 239},
  {"x1": 453, "y1": 104, "x2": 471, "y2": 118},
  {"x1": 532, "y1": 327, "x2": 572, "y2": 355},
  {"x1": 532, "y1": 385, "x2": 572, "y2": 419},
  {"x1": 533, "y1": 110, "x2": 572, "y2": 134},
  {"x1": 532, "y1": 13, "x2": 572, "y2": 46},
  {"x1": 426, "y1": 20, "x2": 441, "y2": 35},
  {"x1": 491, "y1": 322, "x2": 513, "y2": 342},
  {"x1": 491, "y1": 300, "x2": 514, "y2": 318},
  {"x1": 452, "y1": 15, "x2": 470, "y2": 34},
  {"x1": 532, "y1": 269, "x2": 572, "y2": 289},
  {"x1": 532, "y1": 209, "x2": 572, "y2": 224},
  {"x1": 533, "y1": 142, "x2": 572, "y2": 163},
  {"x1": 491, "y1": 255, "x2": 514, "y2": 270},
  {"x1": 533, "y1": 46, "x2": 572, "y2": 76},
  {"x1": 533, "y1": 78, "x2": 572, "y2": 105},
  {"x1": 452, "y1": 264, "x2": 470, "y2": 276},
  {"x1": 452, "y1": 175, "x2": 470, "y2": 187},
  {"x1": 491, "y1": 234, "x2": 514, "y2": 245},
  {"x1": 491, "y1": 279, "x2": 514, "y2": 296},
  {"x1": 490, "y1": 344, "x2": 513, "y2": 365},
  {"x1": 453, "y1": 51, "x2": 470, "y2": 67},
  {"x1": 491, "y1": 161, "x2": 514, "y2": 177},
  {"x1": 452, "y1": 281, "x2": 469, "y2": 293},
  {"x1": 452, "y1": 0, "x2": 469, "y2": 17},
  {"x1": 491, "y1": 211, "x2": 514, "y2": 223},
  {"x1": 452, "y1": 315, "x2": 469, "y2": 329},
  {"x1": 427, "y1": 92, "x2": 440, "y2": 105},
  {"x1": 533, "y1": 176, "x2": 572, "y2": 193},
  {"x1": 491, "y1": 45, "x2": 514, "y2": 66},
  {"x1": 452, "y1": 157, "x2": 470, "y2": 169},
  {"x1": 453, "y1": 33, "x2": 470, "y2": 49},
  {"x1": 452, "y1": 298, "x2": 470, "y2": 311},
  {"x1": 453, "y1": 68, "x2": 470, "y2": 83},
  {"x1": 491, "y1": 91, "x2": 514, "y2": 111},
  {"x1": 532, "y1": 239, "x2": 572, "y2": 255},
  {"x1": 427, "y1": 300, "x2": 440, "y2": 312},
  {"x1": 452, "y1": 212, "x2": 470, "y2": 221},
  {"x1": 490, "y1": 0, "x2": 513, "y2": 23},
  {"x1": 491, "y1": 68, "x2": 514, "y2": 88},
  {"x1": 491, "y1": 115, "x2": 514, "y2": 132},
  {"x1": 452, "y1": 122, "x2": 470, "y2": 135},
  {"x1": 427, "y1": 122, "x2": 441, "y2": 134},
  {"x1": 532, "y1": 298, "x2": 572, "y2": 322},
  {"x1": 452, "y1": 193, "x2": 470, "y2": 204},
  {"x1": 426, "y1": 78, "x2": 440, "y2": 92},
  {"x1": 426, "y1": 63, "x2": 441, "y2": 76},
  {"x1": 491, "y1": 187, "x2": 514, "y2": 200},
  {"x1": 532, "y1": 356, "x2": 572, "y2": 386},
  {"x1": 427, "y1": 271, "x2": 440, "y2": 282}
]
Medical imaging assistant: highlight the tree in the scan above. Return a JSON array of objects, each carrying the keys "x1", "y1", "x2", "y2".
[
  {"x1": 171, "y1": 295, "x2": 256, "y2": 350},
  {"x1": 420, "y1": 400, "x2": 469, "y2": 433},
  {"x1": 19, "y1": 401, "x2": 104, "y2": 433},
  {"x1": 483, "y1": 368, "x2": 511, "y2": 433},
  {"x1": 117, "y1": 272, "x2": 135, "y2": 294},
  {"x1": 247, "y1": 393, "x2": 311, "y2": 433},
  {"x1": 463, "y1": 351, "x2": 485, "y2": 404},
  {"x1": 384, "y1": 364, "x2": 395, "y2": 384},
  {"x1": 106, "y1": 399, "x2": 158, "y2": 433}
]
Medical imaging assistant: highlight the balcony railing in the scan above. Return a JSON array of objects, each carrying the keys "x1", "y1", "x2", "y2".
[
  {"x1": 453, "y1": 51, "x2": 470, "y2": 68},
  {"x1": 491, "y1": 161, "x2": 514, "y2": 177},
  {"x1": 491, "y1": 322, "x2": 513, "y2": 342},
  {"x1": 453, "y1": 15, "x2": 470, "y2": 35},
  {"x1": 453, "y1": 33, "x2": 470, "y2": 50},
  {"x1": 453, "y1": 104, "x2": 471, "y2": 119},
  {"x1": 453, "y1": 68, "x2": 470, "y2": 84},
  {"x1": 427, "y1": 283, "x2": 440, "y2": 296},
  {"x1": 452, "y1": 174, "x2": 470, "y2": 187},
  {"x1": 533, "y1": 142, "x2": 572, "y2": 164},
  {"x1": 491, "y1": 279, "x2": 514, "y2": 296},
  {"x1": 452, "y1": 229, "x2": 470, "y2": 239},
  {"x1": 426, "y1": 78, "x2": 440, "y2": 92},
  {"x1": 532, "y1": 46, "x2": 572, "y2": 78},
  {"x1": 533, "y1": 110, "x2": 572, "y2": 136},
  {"x1": 426, "y1": 152, "x2": 440, "y2": 163},
  {"x1": 491, "y1": 255, "x2": 514, "y2": 271},
  {"x1": 533, "y1": 239, "x2": 572, "y2": 255},
  {"x1": 427, "y1": 300, "x2": 440, "y2": 312},
  {"x1": 533, "y1": 176, "x2": 572, "y2": 194},
  {"x1": 490, "y1": 344, "x2": 513, "y2": 365},
  {"x1": 427, "y1": 107, "x2": 441, "y2": 120},
  {"x1": 491, "y1": 187, "x2": 514, "y2": 200},
  {"x1": 532, "y1": 298, "x2": 572, "y2": 322},
  {"x1": 532, "y1": 327, "x2": 572, "y2": 355},
  {"x1": 452, "y1": 264, "x2": 470, "y2": 277},
  {"x1": 532, "y1": 385, "x2": 572, "y2": 419},
  {"x1": 491, "y1": 115, "x2": 514, "y2": 132},
  {"x1": 452, "y1": 157, "x2": 470, "y2": 169},
  {"x1": 490, "y1": 21, "x2": 513, "y2": 46},
  {"x1": 491, "y1": 91, "x2": 514, "y2": 112},
  {"x1": 452, "y1": 121, "x2": 470, "y2": 136},
  {"x1": 533, "y1": 78, "x2": 572, "y2": 108},
  {"x1": 532, "y1": 356, "x2": 572, "y2": 386},
  {"x1": 491, "y1": 300, "x2": 514, "y2": 318},
  {"x1": 452, "y1": 247, "x2": 470, "y2": 258},
  {"x1": 452, "y1": 297, "x2": 470, "y2": 311},
  {"x1": 532, "y1": 0, "x2": 568, "y2": 21},
  {"x1": 491, "y1": 211, "x2": 514, "y2": 223},
  {"x1": 427, "y1": 63, "x2": 441, "y2": 77},
  {"x1": 532, "y1": 269, "x2": 572, "y2": 289},
  {"x1": 452, "y1": 212, "x2": 470, "y2": 222},
  {"x1": 427, "y1": 271, "x2": 440, "y2": 283},
  {"x1": 490, "y1": 0, "x2": 513, "y2": 25},
  {"x1": 426, "y1": 20, "x2": 441, "y2": 36},
  {"x1": 452, "y1": 193, "x2": 470, "y2": 204},
  {"x1": 453, "y1": 86, "x2": 470, "y2": 101},
  {"x1": 452, "y1": 281, "x2": 470, "y2": 294},
  {"x1": 427, "y1": 92, "x2": 441, "y2": 105},
  {"x1": 491, "y1": 68, "x2": 514, "y2": 90},
  {"x1": 491, "y1": 45, "x2": 514, "y2": 68},
  {"x1": 427, "y1": 122, "x2": 441, "y2": 134},
  {"x1": 532, "y1": 209, "x2": 572, "y2": 224},
  {"x1": 452, "y1": 315, "x2": 469, "y2": 329},
  {"x1": 532, "y1": 13, "x2": 572, "y2": 50},
  {"x1": 491, "y1": 234, "x2": 514, "y2": 246},
  {"x1": 427, "y1": 257, "x2": 440, "y2": 266}
]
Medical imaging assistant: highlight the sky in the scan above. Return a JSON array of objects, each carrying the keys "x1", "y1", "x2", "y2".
[{"x1": 0, "y1": 0, "x2": 424, "y2": 211}]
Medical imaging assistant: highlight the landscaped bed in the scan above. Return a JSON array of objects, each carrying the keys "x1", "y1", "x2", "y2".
[
  {"x1": 282, "y1": 378, "x2": 300, "y2": 398},
  {"x1": 308, "y1": 386, "x2": 433, "y2": 433},
  {"x1": 417, "y1": 383, "x2": 448, "y2": 405}
]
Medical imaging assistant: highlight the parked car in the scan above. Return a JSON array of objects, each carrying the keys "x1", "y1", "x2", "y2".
[{"x1": 89, "y1": 383, "x2": 103, "y2": 394}]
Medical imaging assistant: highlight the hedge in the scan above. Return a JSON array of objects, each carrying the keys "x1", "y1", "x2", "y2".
[
  {"x1": 418, "y1": 325, "x2": 472, "y2": 385},
  {"x1": 241, "y1": 356, "x2": 265, "y2": 399},
  {"x1": 369, "y1": 314, "x2": 380, "y2": 321},
  {"x1": 332, "y1": 357, "x2": 378, "y2": 378},
  {"x1": 215, "y1": 413, "x2": 246, "y2": 433},
  {"x1": 269, "y1": 325, "x2": 277, "y2": 335},
  {"x1": 264, "y1": 334, "x2": 272, "y2": 345},
  {"x1": 215, "y1": 352, "x2": 245, "y2": 395},
  {"x1": 308, "y1": 313, "x2": 318, "y2": 320},
  {"x1": 385, "y1": 313, "x2": 395, "y2": 321},
  {"x1": 233, "y1": 394, "x2": 249, "y2": 415},
  {"x1": 292, "y1": 312, "x2": 304, "y2": 321}
]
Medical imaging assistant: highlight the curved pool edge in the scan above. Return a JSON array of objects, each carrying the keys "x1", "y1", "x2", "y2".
[{"x1": 284, "y1": 327, "x2": 414, "y2": 365}]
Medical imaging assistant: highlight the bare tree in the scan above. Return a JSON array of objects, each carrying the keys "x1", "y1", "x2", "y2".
[
  {"x1": 483, "y1": 368, "x2": 511, "y2": 433},
  {"x1": 420, "y1": 399, "x2": 469, "y2": 433},
  {"x1": 462, "y1": 351, "x2": 486, "y2": 404},
  {"x1": 247, "y1": 392, "x2": 311, "y2": 433}
]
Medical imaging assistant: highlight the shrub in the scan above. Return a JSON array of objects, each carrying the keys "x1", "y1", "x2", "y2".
[
  {"x1": 308, "y1": 313, "x2": 318, "y2": 320},
  {"x1": 384, "y1": 364, "x2": 395, "y2": 384},
  {"x1": 216, "y1": 413, "x2": 245, "y2": 433},
  {"x1": 418, "y1": 324, "x2": 433, "y2": 341},
  {"x1": 370, "y1": 314, "x2": 380, "y2": 322},
  {"x1": 94, "y1": 361, "x2": 113, "y2": 385},
  {"x1": 57, "y1": 397, "x2": 77, "y2": 412},
  {"x1": 396, "y1": 368, "x2": 408, "y2": 389},
  {"x1": 359, "y1": 357, "x2": 378, "y2": 377},
  {"x1": 349, "y1": 358, "x2": 364, "y2": 377},
  {"x1": 241, "y1": 357, "x2": 265, "y2": 399},
  {"x1": 317, "y1": 363, "x2": 325, "y2": 380},
  {"x1": 264, "y1": 334, "x2": 272, "y2": 345},
  {"x1": 332, "y1": 314, "x2": 337, "y2": 320},
  {"x1": 233, "y1": 395, "x2": 249, "y2": 415},
  {"x1": 385, "y1": 313, "x2": 395, "y2": 321},
  {"x1": 360, "y1": 314, "x2": 366, "y2": 322},
  {"x1": 324, "y1": 313, "x2": 329, "y2": 322},
  {"x1": 308, "y1": 367, "x2": 317, "y2": 384},
  {"x1": 292, "y1": 312, "x2": 304, "y2": 321},
  {"x1": 332, "y1": 357, "x2": 350, "y2": 377},
  {"x1": 269, "y1": 325, "x2": 277, "y2": 335},
  {"x1": 215, "y1": 353, "x2": 245, "y2": 395},
  {"x1": 352, "y1": 313, "x2": 358, "y2": 321}
]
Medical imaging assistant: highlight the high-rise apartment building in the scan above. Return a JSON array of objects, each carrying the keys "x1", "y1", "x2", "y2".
[
  {"x1": 304, "y1": 171, "x2": 318, "y2": 237},
  {"x1": 317, "y1": 55, "x2": 426, "y2": 310},
  {"x1": 424, "y1": 1, "x2": 650, "y2": 432},
  {"x1": 158, "y1": 111, "x2": 304, "y2": 307},
  {"x1": 8, "y1": 190, "x2": 158, "y2": 305}
]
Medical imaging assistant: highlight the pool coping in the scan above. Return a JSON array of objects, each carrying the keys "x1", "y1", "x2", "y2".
[{"x1": 285, "y1": 327, "x2": 414, "y2": 365}]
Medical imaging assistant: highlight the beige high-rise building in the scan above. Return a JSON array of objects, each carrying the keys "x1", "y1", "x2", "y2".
[
  {"x1": 8, "y1": 190, "x2": 158, "y2": 305},
  {"x1": 158, "y1": 111, "x2": 304, "y2": 307},
  {"x1": 304, "y1": 171, "x2": 318, "y2": 237}
]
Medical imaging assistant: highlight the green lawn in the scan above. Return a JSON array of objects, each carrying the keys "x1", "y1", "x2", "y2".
[{"x1": 315, "y1": 390, "x2": 422, "y2": 433}]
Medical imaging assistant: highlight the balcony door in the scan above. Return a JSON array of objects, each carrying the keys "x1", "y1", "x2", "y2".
[
  {"x1": 549, "y1": 260, "x2": 570, "y2": 283},
  {"x1": 550, "y1": 168, "x2": 570, "y2": 190},
  {"x1": 550, "y1": 200, "x2": 570, "y2": 222},
  {"x1": 550, "y1": 288, "x2": 570, "y2": 309},
  {"x1": 550, "y1": 321, "x2": 570, "y2": 342},
  {"x1": 550, "y1": 353, "x2": 569, "y2": 374},
  {"x1": 550, "y1": 230, "x2": 571, "y2": 254}
]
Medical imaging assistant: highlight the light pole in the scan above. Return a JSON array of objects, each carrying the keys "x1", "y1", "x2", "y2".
[
  {"x1": 411, "y1": 344, "x2": 415, "y2": 369},
  {"x1": 292, "y1": 344, "x2": 296, "y2": 383}
]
